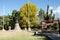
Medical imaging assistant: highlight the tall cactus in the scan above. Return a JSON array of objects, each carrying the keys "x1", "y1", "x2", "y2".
[{"x1": 44, "y1": 5, "x2": 55, "y2": 23}]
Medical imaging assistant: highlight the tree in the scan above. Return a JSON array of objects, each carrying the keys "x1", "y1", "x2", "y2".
[
  {"x1": 38, "y1": 8, "x2": 45, "y2": 21},
  {"x1": 44, "y1": 5, "x2": 55, "y2": 23},
  {"x1": 0, "y1": 16, "x2": 3, "y2": 30},
  {"x1": 19, "y1": 2, "x2": 38, "y2": 30},
  {"x1": 58, "y1": 20, "x2": 60, "y2": 34},
  {"x1": 38, "y1": 5, "x2": 55, "y2": 32},
  {"x1": 0, "y1": 16, "x2": 3, "y2": 26},
  {"x1": 12, "y1": 10, "x2": 17, "y2": 17},
  {"x1": 9, "y1": 10, "x2": 18, "y2": 30}
]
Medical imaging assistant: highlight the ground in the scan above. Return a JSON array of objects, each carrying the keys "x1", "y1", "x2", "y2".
[{"x1": 0, "y1": 30, "x2": 46, "y2": 40}]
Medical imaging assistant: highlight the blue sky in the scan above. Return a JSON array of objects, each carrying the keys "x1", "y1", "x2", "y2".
[{"x1": 0, "y1": 0, "x2": 60, "y2": 19}]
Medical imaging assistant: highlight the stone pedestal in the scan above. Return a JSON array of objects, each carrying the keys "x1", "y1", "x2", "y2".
[
  {"x1": 15, "y1": 23, "x2": 21, "y2": 30},
  {"x1": 25, "y1": 28, "x2": 27, "y2": 31},
  {"x1": 2, "y1": 28, "x2": 5, "y2": 31},
  {"x1": 28, "y1": 27, "x2": 31, "y2": 31},
  {"x1": 9, "y1": 26, "x2": 11, "y2": 31}
]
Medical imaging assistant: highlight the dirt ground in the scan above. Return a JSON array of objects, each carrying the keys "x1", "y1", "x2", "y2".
[{"x1": 0, "y1": 30, "x2": 45, "y2": 40}]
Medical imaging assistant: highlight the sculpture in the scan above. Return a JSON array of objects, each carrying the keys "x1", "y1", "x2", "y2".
[{"x1": 14, "y1": 13, "x2": 20, "y2": 30}]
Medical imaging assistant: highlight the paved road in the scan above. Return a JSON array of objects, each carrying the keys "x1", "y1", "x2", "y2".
[{"x1": 43, "y1": 33, "x2": 60, "y2": 40}]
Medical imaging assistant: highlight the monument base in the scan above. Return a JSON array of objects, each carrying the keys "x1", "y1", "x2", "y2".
[
  {"x1": 15, "y1": 23, "x2": 21, "y2": 31},
  {"x1": 28, "y1": 27, "x2": 31, "y2": 31},
  {"x1": 25, "y1": 28, "x2": 27, "y2": 31},
  {"x1": 9, "y1": 26, "x2": 11, "y2": 31},
  {"x1": 2, "y1": 28, "x2": 5, "y2": 31}
]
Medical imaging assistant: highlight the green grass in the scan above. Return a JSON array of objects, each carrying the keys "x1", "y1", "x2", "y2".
[{"x1": 0, "y1": 30, "x2": 46, "y2": 40}]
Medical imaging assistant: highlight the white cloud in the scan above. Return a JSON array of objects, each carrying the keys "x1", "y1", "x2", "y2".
[
  {"x1": 48, "y1": 6, "x2": 60, "y2": 15},
  {"x1": 53, "y1": 6, "x2": 60, "y2": 19},
  {"x1": 53, "y1": 6, "x2": 60, "y2": 14},
  {"x1": 49, "y1": 6, "x2": 53, "y2": 10},
  {"x1": 49, "y1": 6, "x2": 53, "y2": 14}
]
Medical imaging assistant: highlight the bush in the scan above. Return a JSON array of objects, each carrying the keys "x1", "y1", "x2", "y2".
[
  {"x1": 0, "y1": 26, "x2": 3, "y2": 30},
  {"x1": 53, "y1": 23, "x2": 58, "y2": 30},
  {"x1": 4, "y1": 24, "x2": 9, "y2": 30},
  {"x1": 9, "y1": 20, "x2": 15, "y2": 30}
]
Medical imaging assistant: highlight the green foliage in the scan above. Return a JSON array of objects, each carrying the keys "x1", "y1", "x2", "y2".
[
  {"x1": 1, "y1": 10, "x2": 19, "y2": 30},
  {"x1": 0, "y1": 16, "x2": 3, "y2": 30},
  {"x1": 3, "y1": 15, "x2": 11, "y2": 30},
  {"x1": 9, "y1": 10, "x2": 18, "y2": 29},
  {"x1": 9, "y1": 20, "x2": 15, "y2": 29},
  {"x1": 44, "y1": 5, "x2": 55, "y2": 22},
  {"x1": 0, "y1": 16, "x2": 3, "y2": 26},
  {"x1": 0, "y1": 15, "x2": 11, "y2": 30},
  {"x1": 19, "y1": 2, "x2": 38, "y2": 28},
  {"x1": 12, "y1": 10, "x2": 17, "y2": 17},
  {"x1": 39, "y1": 5, "x2": 55, "y2": 23},
  {"x1": 38, "y1": 8, "x2": 45, "y2": 20},
  {"x1": 4, "y1": 24, "x2": 9, "y2": 30},
  {"x1": 53, "y1": 23, "x2": 58, "y2": 30}
]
